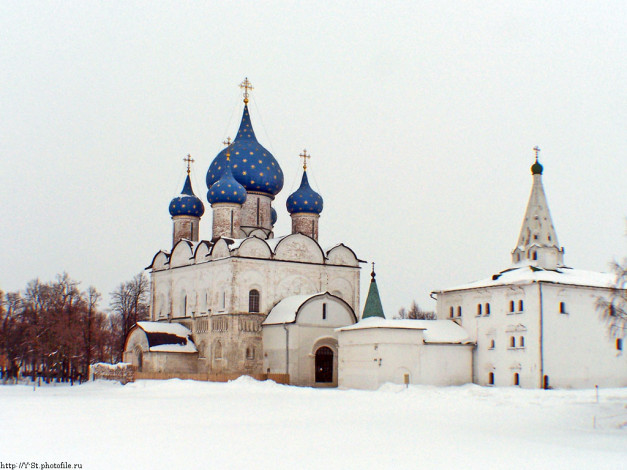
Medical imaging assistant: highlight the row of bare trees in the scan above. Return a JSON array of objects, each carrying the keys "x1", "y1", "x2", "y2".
[{"x1": 0, "y1": 272, "x2": 149, "y2": 383}]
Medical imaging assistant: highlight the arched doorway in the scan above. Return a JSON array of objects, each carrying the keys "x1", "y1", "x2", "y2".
[
  {"x1": 134, "y1": 346, "x2": 143, "y2": 371},
  {"x1": 315, "y1": 347, "x2": 334, "y2": 383}
]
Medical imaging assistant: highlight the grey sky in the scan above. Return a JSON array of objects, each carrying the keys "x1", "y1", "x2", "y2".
[{"x1": 1, "y1": 1, "x2": 625, "y2": 314}]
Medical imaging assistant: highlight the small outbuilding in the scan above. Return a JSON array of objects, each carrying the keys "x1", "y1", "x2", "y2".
[
  {"x1": 123, "y1": 321, "x2": 198, "y2": 374},
  {"x1": 337, "y1": 266, "x2": 474, "y2": 390}
]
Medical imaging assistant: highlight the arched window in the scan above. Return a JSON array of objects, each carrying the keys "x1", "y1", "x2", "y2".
[
  {"x1": 518, "y1": 300, "x2": 524, "y2": 312},
  {"x1": 510, "y1": 336, "x2": 516, "y2": 348},
  {"x1": 488, "y1": 372, "x2": 494, "y2": 385},
  {"x1": 513, "y1": 373, "x2": 520, "y2": 386},
  {"x1": 449, "y1": 306, "x2": 454, "y2": 318},
  {"x1": 457, "y1": 306, "x2": 462, "y2": 317},
  {"x1": 509, "y1": 301, "x2": 515, "y2": 313},
  {"x1": 249, "y1": 289, "x2": 260, "y2": 313},
  {"x1": 477, "y1": 304, "x2": 482, "y2": 316},
  {"x1": 485, "y1": 303, "x2": 490, "y2": 316},
  {"x1": 214, "y1": 341, "x2": 222, "y2": 359},
  {"x1": 519, "y1": 336, "x2": 525, "y2": 348}
]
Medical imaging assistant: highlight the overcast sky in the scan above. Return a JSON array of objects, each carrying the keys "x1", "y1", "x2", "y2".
[{"x1": 1, "y1": 1, "x2": 625, "y2": 315}]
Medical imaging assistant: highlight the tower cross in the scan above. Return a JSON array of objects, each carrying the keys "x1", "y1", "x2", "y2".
[
  {"x1": 371, "y1": 261, "x2": 376, "y2": 279},
  {"x1": 533, "y1": 146, "x2": 541, "y2": 162},
  {"x1": 239, "y1": 77, "x2": 254, "y2": 104},
  {"x1": 299, "y1": 149, "x2": 311, "y2": 171},
  {"x1": 183, "y1": 154, "x2": 194, "y2": 175},
  {"x1": 223, "y1": 137, "x2": 232, "y2": 160}
]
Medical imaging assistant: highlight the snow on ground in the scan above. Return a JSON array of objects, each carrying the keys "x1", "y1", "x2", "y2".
[{"x1": 1, "y1": 379, "x2": 626, "y2": 469}]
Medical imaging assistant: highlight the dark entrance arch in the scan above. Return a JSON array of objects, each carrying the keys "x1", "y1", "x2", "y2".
[{"x1": 315, "y1": 347, "x2": 334, "y2": 383}]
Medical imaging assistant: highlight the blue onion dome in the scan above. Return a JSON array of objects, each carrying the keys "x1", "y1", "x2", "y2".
[
  {"x1": 169, "y1": 175, "x2": 205, "y2": 217},
  {"x1": 206, "y1": 105, "x2": 284, "y2": 197},
  {"x1": 207, "y1": 162, "x2": 247, "y2": 205},
  {"x1": 286, "y1": 171, "x2": 323, "y2": 214},
  {"x1": 270, "y1": 207, "x2": 277, "y2": 225}
]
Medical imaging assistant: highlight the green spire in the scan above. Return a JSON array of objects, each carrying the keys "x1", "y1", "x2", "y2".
[{"x1": 362, "y1": 263, "x2": 385, "y2": 319}]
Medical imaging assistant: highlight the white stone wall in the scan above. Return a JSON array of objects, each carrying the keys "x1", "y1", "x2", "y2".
[
  {"x1": 338, "y1": 328, "x2": 473, "y2": 390},
  {"x1": 436, "y1": 282, "x2": 627, "y2": 388}
]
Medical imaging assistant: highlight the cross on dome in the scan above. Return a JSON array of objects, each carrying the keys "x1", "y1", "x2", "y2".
[
  {"x1": 239, "y1": 77, "x2": 254, "y2": 104},
  {"x1": 533, "y1": 146, "x2": 541, "y2": 162},
  {"x1": 300, "y1": 149, "x2": 311, "y2": 171},
  {"x1": 183, "y1": 154, "x2": 194, "y2": 175},
  {"x1": 223, "y1": 137, "x2": 233, "y2": 161}
]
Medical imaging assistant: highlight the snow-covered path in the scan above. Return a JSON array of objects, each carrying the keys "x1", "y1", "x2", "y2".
[{"x1": 1, "y1": 379, "x2": 625, "y2": 469}]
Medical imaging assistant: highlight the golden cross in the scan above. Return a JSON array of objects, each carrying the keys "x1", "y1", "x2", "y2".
[
  {"x1": 183, "y1": 154, "x2": 194, "y2": 175},
  {"x1": 223, "y1": 137, "x2": 232, "y2": 161},
  {"x1": 371, "y1": 261, "x2": 376, "y2": 279},
  {"x1": 239, "y1": 77, "x2": 254, "y2": 104},
  {"x1": 533, "y1": 146, "x2": 541, "y2": 162},
  {"x1": 299, "y1": 149, "x2": 311, "y2": 171}
]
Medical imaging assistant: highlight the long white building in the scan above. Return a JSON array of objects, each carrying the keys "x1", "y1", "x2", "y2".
[{"x1": 432, "y1": 153, "x2": 626, "y2": 388}]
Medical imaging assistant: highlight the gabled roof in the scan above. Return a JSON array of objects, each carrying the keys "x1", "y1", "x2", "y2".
[
  {"x1": 337, "y1": 317, "x2": 472, "y2": 344},
  {"x1": 433, "y1": 265, "x2": 616, "y2": 294}
]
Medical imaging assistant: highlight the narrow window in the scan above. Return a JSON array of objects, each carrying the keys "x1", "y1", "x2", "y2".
[
  {"x1": 449, "y1": 306, "x2": 454, "y2": 318},
  {"x1": 477, "y1": 304, "x2": 482, "y2": 316},
  {"x1": 509, "y1": 301, "x2": 515, "y2": 313},
  {"x1": 322, "y1": 303, "x2": 327, "y2": 320},
  {"x1": 488, "y1": 372, "x2": 494, "y2": 385},
  {"x1": 220, "y1": 291, "x2": 226, "y2": 310},
  {"x1": 256, "y1": 197, "x2": 260, "y2": 225},
  {"x1": 215, "y1": 341, "x2": 222, "y2": 359},
  {"x1": 489, "y1": 339, "x2": 495, "y2": 349},
  {"x1": 230, "y1": 209, "x2": 234, "y2": 236},
  {"x1": 514, "y1": 373, "x2": 520, "y2": 386},
  {"x1": 485, "y1": 303, "x2": 490, "y2": 316},
  {"x1": 249, "y1": 289, "x2": 260, "y2": 313},
  {"x1": 559, "y1": 302, "x2": 566, "y2": 314},
  {"x1": 246, "y1": 347, "x2": 254, "y2": 360},
  {"x1": 533, "y1": 234, "x2": 538, "y2": 240},
  {"x1": 510, "y1": 336, "x2": 516, "y2": 348},
  {"x1": 457, "y1": 306, "x2": 462, "y2": 317},
  {"x1": 617, "y1": 338, "x2": 623, "y2": 351},
  {"x1": 519, "y1": 336, "x2": 525, "y2": 348},
  {"x1": 517, "y1": 253, "x2": 521, "y2": 262},
  {"x1": 532, "y1": 252, "x2": 537, "y2": 261},
  {"x1": 518, "y1": 300, "x2": 524, "y2": 312}
]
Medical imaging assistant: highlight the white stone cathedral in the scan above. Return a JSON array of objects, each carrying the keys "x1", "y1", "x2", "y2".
[{"x1": 123, "y1": 81, "x2": 361, "y2": 387}]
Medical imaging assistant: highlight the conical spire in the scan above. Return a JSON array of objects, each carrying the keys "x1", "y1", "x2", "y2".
[
  {"x1": 362, "y1": 263, "x2": 385, "y2": 319},
  {"x1": 511, "y1": 147, "x2": 564, "y2": 268}
]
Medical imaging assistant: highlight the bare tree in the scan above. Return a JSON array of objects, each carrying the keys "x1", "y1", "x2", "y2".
[
  {"x1": 396, "y1": 300, "x2": 436, "y2": 320},
  {"x1": 599, "y1": 259, "x2": 627, "y2": 336},
  {"x1": 110, "y1": 272, "x2": 150, "y2": 359}
]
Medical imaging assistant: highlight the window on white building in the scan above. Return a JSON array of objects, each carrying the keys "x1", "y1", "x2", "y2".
[
  {"x1": 488, "y1": 372, "x2": 494, "y2": 385},
  {"x1": 509, "y1": 301, "x2": 515, "y2": 313},
  {"x1": 518, "y1": 300, "x2": 524, "y2": 312},
  {"x1": 559, "y1": 302, "x2": 567, "y2": 314},
  {"x1": 246, "y1": 346, "x2": 255, "y2": 360},
  {"x1": 617, "y1": 338, "x2": 623, "y2": 351},
  {"x1": 477, "y1": 304, "x2": 482, "y2": 316},
  {"x1": 220, "y1": 291, "x2": 226, "y2": 311},
  {"x1": 532, "y1": 251, "x2": 538, "y2": 260},
  {"x1": 514, "y1": 373, "x2": 520, "y2": 386},
  {"x1": 322, "y1": 303, "x2": 327, "y2": 320},
  {"x1": 519, "y1": 336, "x2": 525, "y2": 348},
  {"x1": 510, "y1": 336, "x2": 516, "y2": 348},
  {"x1": 485, "y1": 303, "x2": 490, "y2": 316},
  {"x1": 249, "y1": 289, "x2": 260, "y2": 313},
  {"x1": 457, "y1": 306, "x2": 462, "y2": 317},
  {"x1": 449, "y1": 306, "x2": 454, "y2": 318},
  {"x1": 489, "y1": 339, "x2": 495, "y2": 349}
]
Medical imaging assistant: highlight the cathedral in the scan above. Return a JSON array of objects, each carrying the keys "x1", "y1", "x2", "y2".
[
  {"x1": 123, "y1": 81, "x2": 626, "y2": 389},
  {"x1": 123, "y1": 80, "x2": 361, "y2": 387}
]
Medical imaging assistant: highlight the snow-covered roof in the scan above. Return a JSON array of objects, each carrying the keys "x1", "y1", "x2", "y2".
[
  {"x1": 337, "y1": 317, "x2": 472, "y2": 344},
  {"x1": 136, "y1": 321, "x2": 197, "y2": 353},
  {"x1": 434, "y1": 265, "x2": 616, "y2": 293},
  {"x1": 263, "y1": 293, "x2": 324, "y2": 325}
]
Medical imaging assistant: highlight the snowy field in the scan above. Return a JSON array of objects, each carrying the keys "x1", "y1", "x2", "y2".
[{"x1": 1, "y1": 379, "x2": 626, "y2": 470}]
